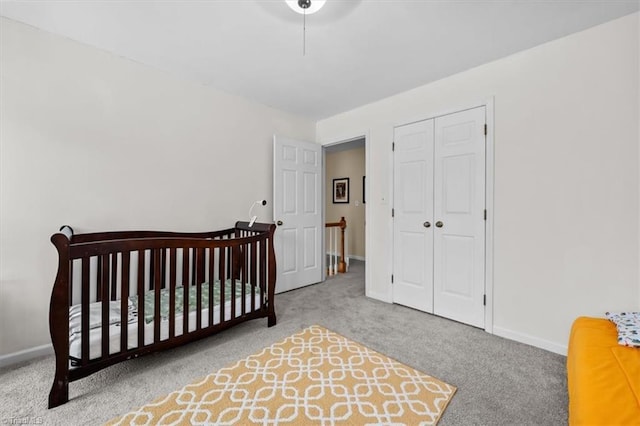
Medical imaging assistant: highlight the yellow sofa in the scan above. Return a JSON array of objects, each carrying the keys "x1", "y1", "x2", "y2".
[{"x1": 567, "y1": 317, "x2": 640, "y2": 425}]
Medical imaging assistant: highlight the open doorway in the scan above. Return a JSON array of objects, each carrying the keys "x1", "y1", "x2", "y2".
[{"x1": 323, "y1": 138, "x2": 366, "y2": 279}]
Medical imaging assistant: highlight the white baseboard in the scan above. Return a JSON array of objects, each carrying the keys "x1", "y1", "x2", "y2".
[
  {"x1": 492, "y1": 326, "x2": 567, "y2": 356},
  {"x1": 0, "y1": 343, "x2": 53, "y2": 369}
]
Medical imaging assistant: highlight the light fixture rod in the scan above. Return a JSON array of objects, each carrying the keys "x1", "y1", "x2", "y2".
[{"x1": 286, "y1": 0, "x2": 325, "y2": 55}]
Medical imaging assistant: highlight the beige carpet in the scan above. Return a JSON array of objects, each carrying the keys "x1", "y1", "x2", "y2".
[{"x1": 107, "y1": 325, "x2": 456, "y2": 425}]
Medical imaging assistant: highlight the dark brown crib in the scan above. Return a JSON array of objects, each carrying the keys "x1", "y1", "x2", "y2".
[{"x1": 48, "y1": 222, "x2": 276, "y2": 408}]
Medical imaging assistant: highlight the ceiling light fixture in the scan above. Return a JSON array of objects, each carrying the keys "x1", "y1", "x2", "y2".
[
  {"x1": 285, "y1": 0, "x2": 326, "y2": 55},
  {"x1": 285, "y1": 0, "x2": 326, "y2": 15}
]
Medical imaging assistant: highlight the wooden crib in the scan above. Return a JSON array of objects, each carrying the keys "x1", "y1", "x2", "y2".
[{"x1": 48, "y1": 221, "x2": 276, "y2": 408}]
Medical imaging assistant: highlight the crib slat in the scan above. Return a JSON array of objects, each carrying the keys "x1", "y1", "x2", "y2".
[
  {"x1": 250, "y1": 241, "x2": 257, "y2": 313},
  {"x1": 226, "y1": 241, "x2": 232, "y2": 283},
  {"x1": 96, "y1": 256, "x2": 102, "y2": 303},
  {"x1": 230, "y1": 246, "x2": 236, "y2": 321},
  {"x1": 241, "y1": 243, "x2": 247, "y2": 316},
  {"x1": 196, "y1": 249, "x2": 202, "y2": 331},
  {"x1": 81, "y1": 258, "x2": 90, "y2": 365},
  {"x1": 208, "y1": 247, "x2": 214, "y2": 328},
  {"x1": 69, "y1": 261, "x2": 73, "y2": 306},
  {"x1": 182, "y1": 248, "x2": 190, "y2": 334},
  {"x1": 120, "y1": 252, "x2": 130, "y2": 354},
  {"x1": 161, "y1": 249, "x2": 167, "y2": 290},
  {"x1": 196, "y1": 248, "x2": 205, "y2": 290},
  {"x1": 100, "y1": 254, "x2": 110, "y2": 360},
  {"x1": 259, "y1": 240, "x2": 266, "y2": 308},
  {"x1": 219, "y1": 245, "x2": 226, "y2": 325},
  {"x1": 137, "y1": 250, "x2": 145, "y2": 349},
  {"x1": 169, "y1": 248, "x2": 176, "y2": 339},
  {"x1": 111, "y1": 253, "x2": 118, "y2": 301},
  {"x1": 153, "y1": 249, "x2": 161, "y2": 343}
]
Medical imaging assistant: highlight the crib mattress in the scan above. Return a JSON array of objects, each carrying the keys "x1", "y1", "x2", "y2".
[{"x1": 69, "y1": 283, "x2": 261, "y2": 362}]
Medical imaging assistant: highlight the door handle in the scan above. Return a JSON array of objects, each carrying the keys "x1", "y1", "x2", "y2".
[
  {"x1": 423, "y1": 221, "x2": 431, "y2": 228},
  {"x1": 435, "y1": 221, "x2": 444, "y2": 228},
  {"x1": 276, "y1": 220, "x2": 283, "y2": 226}
]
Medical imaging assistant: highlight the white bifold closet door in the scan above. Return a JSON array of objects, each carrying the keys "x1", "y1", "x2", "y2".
[
  {"x1": 393, "y1": 106, "x2": 486, "y2": 328},
  {"x1": 392, "y1": 120, "x2": 435, "y2": 312}
]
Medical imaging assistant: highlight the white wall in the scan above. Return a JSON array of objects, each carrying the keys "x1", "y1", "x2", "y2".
[
  {"x1": 317, "y1": 13, "x2": 640, "y2": 354},
  {"x1": 0, "y1": 18, "x2": 315, "y2": 357}
]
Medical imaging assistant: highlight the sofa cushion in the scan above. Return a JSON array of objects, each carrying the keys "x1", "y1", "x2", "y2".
[
  {"x1": 612, "y1": 346, "x2": 640, "y2": 407},
  {"x1": 567, "y1": 317, "x2": 640, "y2": 426}
]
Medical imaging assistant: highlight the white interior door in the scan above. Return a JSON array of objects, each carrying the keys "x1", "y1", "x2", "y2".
[
  {"x1": 433, "y1": 107, "x2": 486, "y2": 328},
  {"x1": 273, "y1": 135, "x2": 323, "y2": 293},
  {"x1": 392, "y1": 120, "x2": 434, "y2": 312}
]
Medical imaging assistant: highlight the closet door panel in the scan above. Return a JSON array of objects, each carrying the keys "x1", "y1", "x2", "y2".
[
  {"x1": 392, "y1": 119, "x2": 434, "y2": 312},
  {"x1": 433, "y1": 107, "x2": 486, "y2": 328}
]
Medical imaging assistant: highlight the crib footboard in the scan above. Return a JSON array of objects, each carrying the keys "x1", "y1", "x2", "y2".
[{"x1": 48, "y1": 222, "x2": 276, "y2": 408}]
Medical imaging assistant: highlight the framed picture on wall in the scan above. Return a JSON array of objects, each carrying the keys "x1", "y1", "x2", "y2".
[{"x1": 333, "y1": 178, "x2": 349, "y2": 204}]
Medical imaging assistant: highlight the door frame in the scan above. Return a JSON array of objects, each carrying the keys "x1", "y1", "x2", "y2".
[
  {"x1": 391, "y1": 98, "x2": 494, "y2": 333},
  {"x1": 320, "y1": 132, "x2": 370, "y2": 290}
]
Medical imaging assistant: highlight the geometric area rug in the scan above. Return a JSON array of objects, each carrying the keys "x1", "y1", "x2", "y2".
[{"x1": 106, "y1": 325, "x2": 456, "y2": 425}]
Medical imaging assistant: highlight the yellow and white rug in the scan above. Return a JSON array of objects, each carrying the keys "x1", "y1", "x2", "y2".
[{"x1": 108, "y1": 325, "x2": 456, "y2": 425}]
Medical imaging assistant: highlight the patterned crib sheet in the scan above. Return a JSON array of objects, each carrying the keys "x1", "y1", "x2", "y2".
[
  {"x1": 130, "y1": 280, "x2": 258, "y2": 324},
  {"x1": 69, "y1": 280, "x2": 259, "y2": 336}
]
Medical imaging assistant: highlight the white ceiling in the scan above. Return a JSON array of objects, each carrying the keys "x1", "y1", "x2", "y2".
[{"x1": 1, "y1": 0, "x2": 638, "y2": 120}]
